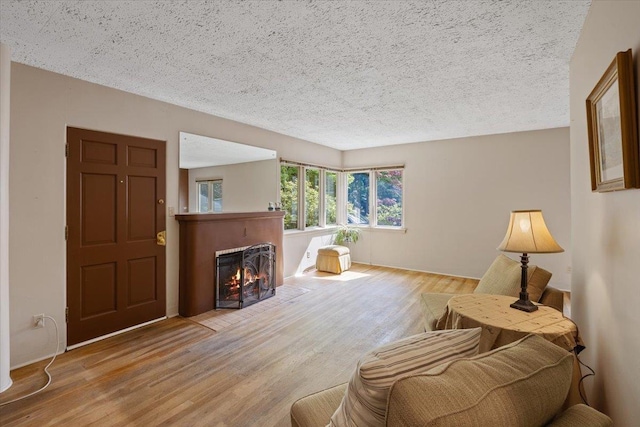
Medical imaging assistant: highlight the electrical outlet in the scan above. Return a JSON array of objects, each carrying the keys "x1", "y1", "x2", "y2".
[
  {"x1": 566, "y1": 266, "x2": 572, "y2": 274},
  {"x1": 33, "y1": 314, "x2": 45, "y2": 328},
  {"x1": 306, "y1": 251, "x2": 310, "y2": 259},
  {"x1": 168, "y1": 206, "x2": 175, "y2": 216}
]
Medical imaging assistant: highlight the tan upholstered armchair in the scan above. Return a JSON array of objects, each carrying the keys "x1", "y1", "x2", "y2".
[{"x1": 421, "y1": 254, "x2": 564, "y2": 332}]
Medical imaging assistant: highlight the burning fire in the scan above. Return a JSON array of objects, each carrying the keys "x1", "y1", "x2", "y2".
[{"x1": 227, "y1": 268, "x2": 265, "y2": 290}]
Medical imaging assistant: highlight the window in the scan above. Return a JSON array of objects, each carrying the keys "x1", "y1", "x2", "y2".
[
  {"x1": 347, "y1": 172, "x2": 370, "y2": 225},
  {"x1": 280, "y1": 162, "x2": 403, "y2": 230},
  {"x1": 305, "y1": 168, "x2": 320, "y2": 227},
  {"x1": 375, "y1": 170, "x2": 403, "y2": 227},
  {"x1": 280, "y1": 165, "x2": 299, "y2": 230},
  {"x1": 325, "y1": 171, "x2": 337, "y2": 226},
  {"x1": 346, "y1": 169, "x2": 404, "y2": 228},
  {"x1": 197, "y1": 180, "x2": 223, "y2": 212},
  {"x1": 281, "y1": 163, "x2": 339, "y2": 230}
]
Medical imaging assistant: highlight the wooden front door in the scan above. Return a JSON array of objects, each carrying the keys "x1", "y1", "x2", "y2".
[{"x1": 66, "y1": 127, "x2": 166, "y2": 346}]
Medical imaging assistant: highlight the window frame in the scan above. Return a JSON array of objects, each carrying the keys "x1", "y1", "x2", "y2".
[
  {"x1": 280, "y1": 163, "x2": 301, "y2": 230},
  {"x1": 324, "y1": 170, "x2": 339, "y2": 227},
  {"x1": 373, "y1": 168, "x2": 404, "y2": 229},
  {"x1": 279, "y1": 162, "x2": 404, "y2": 232},
  {"x1": 345, "y1": 169, "x2": 372, "y2": 226},
  {"x1": 196, "y1": 179, "x2": 223, "y2": 213},
  {"x1": 304, "y1": 167, "x2": 322, "y2": 229}
]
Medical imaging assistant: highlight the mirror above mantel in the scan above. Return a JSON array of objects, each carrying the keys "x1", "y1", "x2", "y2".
[
  {"x1": 179, "y1": 132, "x2": 277, "y2": 169},
  {"x1": 178, "y1": 132, "x2": 278, "y2": 214}
]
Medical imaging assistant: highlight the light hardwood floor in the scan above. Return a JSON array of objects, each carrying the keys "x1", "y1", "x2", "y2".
[{"x1": 0, "y1": 264, "x2": 477, "y2": 426}]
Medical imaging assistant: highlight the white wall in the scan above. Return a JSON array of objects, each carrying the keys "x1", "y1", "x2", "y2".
[
  {"x1": 0, "y1": 43, "x2": 12, "y2": 392},
  {"x1": 343, "y1": 128, "x2": 572, "y2": 289},
  {"x1": 188, "y1": 159, "x2": 278, "y2": 213},
  {"x1": 569, "y1": 1, "x2": 640, "y2": 424},
  {"x1": 9, "y1": 63, "x2": 341, "y2": 368}
]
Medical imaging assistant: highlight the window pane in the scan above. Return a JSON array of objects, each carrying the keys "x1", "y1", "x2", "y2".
[
  {"x1": 376, "y1": 170, "x2": 403, "y2": 227},
  {"x1": 347, "y1": 172, "x2": 370, "y2": 225},
  {"x1": 325, "y1": 171, "x2": 337, "y2": 226},
  {"x1": 212, "y1": 181, "x2": 223, "y2": 212},
  {"x1": 305, "y1": 169, "x2": 320, "y2": 227},
  {"x1": 280, "y1": 165, "x2": 299, "y2": 230},
  {"x1": 198, "y1": 182, "x2": 209, "y2": 212}
]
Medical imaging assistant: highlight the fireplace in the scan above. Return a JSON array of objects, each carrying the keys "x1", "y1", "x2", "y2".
[{"x1": 216, "y1": 243, "x2": 276, "y2": 309}]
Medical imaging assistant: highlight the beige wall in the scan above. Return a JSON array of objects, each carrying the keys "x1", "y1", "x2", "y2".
[
  {"x1": 187, "y1": 159, "x2": 279, "y2": 213},
  {"x1": 8, "y1": 63, "x2": 341, "y2": 367},
  {"x1": 283, "y1": 230, "x2": 336, "y2": 277},
  {"x1": 1, "y1": 43, "x2": 12, "y2": 391},
  {"x1": 569, "y1": 1, "x2": 640, "y2": 424},
  {"x1": 343, "y1": 128, "x2": 572, "y2": 288}
]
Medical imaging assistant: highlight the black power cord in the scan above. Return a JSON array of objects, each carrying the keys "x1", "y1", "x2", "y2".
[{"x1": 575, "y1": 349, "x2": 596, "y2": 406}]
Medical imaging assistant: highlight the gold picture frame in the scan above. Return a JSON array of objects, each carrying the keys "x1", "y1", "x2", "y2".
[{"x1": 586, "y1": 49, "x2": 639, "y2": 192}]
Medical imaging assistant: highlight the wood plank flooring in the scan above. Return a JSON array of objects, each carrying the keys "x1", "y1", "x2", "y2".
[{"x1": 0, "y1": 264, "x2": 478, "y2": 426}]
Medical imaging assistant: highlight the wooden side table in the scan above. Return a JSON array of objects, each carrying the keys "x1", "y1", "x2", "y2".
[{"x1": 437, "y1": 293, "x2": 585, "y2": 406}]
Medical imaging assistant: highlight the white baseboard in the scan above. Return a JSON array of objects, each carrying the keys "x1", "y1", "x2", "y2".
[{"x1": 66, "y1": 316, "x2": 167, "y2": 351}]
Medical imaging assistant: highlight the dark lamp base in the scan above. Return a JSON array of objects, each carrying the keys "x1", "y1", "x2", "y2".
[{"x1": 510, "y1": 298, "x2": 539, "y2": 312}]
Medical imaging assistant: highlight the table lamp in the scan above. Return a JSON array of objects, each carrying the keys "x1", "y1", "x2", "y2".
[{"x1": 498, "y1": 210, "x2": 564, "y2": 312}]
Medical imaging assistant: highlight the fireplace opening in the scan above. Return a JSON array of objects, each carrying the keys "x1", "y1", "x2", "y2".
[{"x1": 216, "y1": 243, "x2": 276, "y2": 309}]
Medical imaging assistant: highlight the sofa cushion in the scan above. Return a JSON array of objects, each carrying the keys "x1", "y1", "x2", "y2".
[
  {"x1": 329, "y1": 328, "x2": 481, "y2": 427},
  {"x1": 420, "y1": 293, "x2": 457, "y2": 332},
  {"x1": 291, "y1": 384, "x2": 348, "y2": 427},
  {"x1": 525, "y1": 264, "x2": 553, "y2": 303},
  {"x1": 386, "y1": 334, "x2": 573, "y2": 427},
  {"x1": 474, "y1": 254, "x2": 552, "y2": 302},
  {"x1": 547, "y1": 404, "x2": 613, "y2": 427},
  {"x1": 318, "y1": 245, "x2": 350, "y2": 256}
]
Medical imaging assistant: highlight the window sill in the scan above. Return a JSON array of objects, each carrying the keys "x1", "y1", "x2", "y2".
[
  {"x1": 284, "y1": 225, "x2": 407, "y2": 237},
  {"x1": 284, "y1": 226, "x2": 339, "y2": 237},
  {"x1": 363, "y1": 226, "x2": 407, "y2": 234}
]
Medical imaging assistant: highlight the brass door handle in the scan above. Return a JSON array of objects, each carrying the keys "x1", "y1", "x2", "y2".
[{"x1": 156, "y1": 230, "x2": 166, "y2": 246}]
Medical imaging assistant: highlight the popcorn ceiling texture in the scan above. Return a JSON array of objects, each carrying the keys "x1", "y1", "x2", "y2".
[{"x1": 0, "y1": 1, "x2": 591, "y2": 150}]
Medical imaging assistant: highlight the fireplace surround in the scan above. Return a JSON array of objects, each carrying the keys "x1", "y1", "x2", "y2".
[{"x1": 175, "y1": 211, "x2": 284, "y2": 316}]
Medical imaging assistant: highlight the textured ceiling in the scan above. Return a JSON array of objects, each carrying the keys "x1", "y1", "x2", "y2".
[{"x1": 0, "y1": 1, "x2": 591, "y2": 150}]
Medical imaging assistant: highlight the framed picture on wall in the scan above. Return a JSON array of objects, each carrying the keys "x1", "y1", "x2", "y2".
[{"x1": 586, "y1": 49, "x2": 639, "y2": 192}]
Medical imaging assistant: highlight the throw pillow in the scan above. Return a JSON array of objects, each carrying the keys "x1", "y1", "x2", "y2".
[
  {"x1": 474, "y1": 254, "x2": 552, "y2": 302},
  {"x1": 328, "y1": 328, "x2": 482, "y2": 427}
]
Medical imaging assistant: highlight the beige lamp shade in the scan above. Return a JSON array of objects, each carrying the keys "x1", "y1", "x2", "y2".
[{"x1": 498, "y1": 210, "x2": 564, "y2": 254}]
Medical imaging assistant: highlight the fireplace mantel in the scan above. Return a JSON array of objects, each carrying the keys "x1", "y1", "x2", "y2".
[{"x1": 175, "y1": 211, "x2": 284, "y2": 316}]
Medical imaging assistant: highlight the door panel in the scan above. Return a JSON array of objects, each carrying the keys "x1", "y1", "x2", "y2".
[
  {"x1": 67, "y1": 127, "x2": 166, "y2": 346},
  {"x1": 81, "y1": 173, "x2": 117, "y2": 246},
  {"x1": 81, "y1": 262, "x2": 117, "y2": 318},
  {"x1": 81, "y1": 139, "x2": 117, "y2": 165},
  {"x1": 127, "y1": 257, "x2": 157, "y2": 306},
  {"x1": 128, "y1": 146, "x2": 157, "y2": 168},
  {"x1": 127, "y1": 176, "x2": 157, "y2": 241}
]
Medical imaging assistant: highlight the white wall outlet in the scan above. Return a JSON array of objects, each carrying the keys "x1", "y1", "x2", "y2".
[
  {"x1": 566, "y1": 266, "x2": 572, "y2": 274},
  {"x1": 168, "y1": 206, "x2": 175, "y2": 216},
  {"x1": 306, "y1": 251, "x2": 310, "y2": 259},
  {"x1": 33, "y1": 314, "x2": 45, "y2": 328}
]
